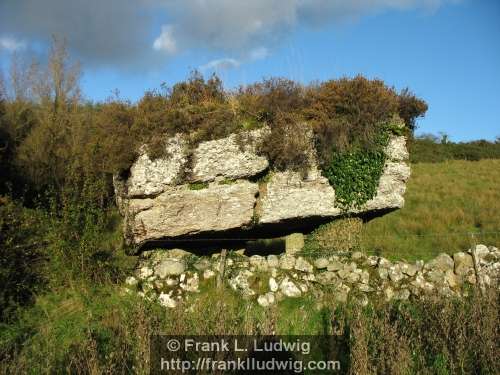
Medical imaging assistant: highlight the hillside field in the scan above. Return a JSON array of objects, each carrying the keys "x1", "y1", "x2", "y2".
[{"x1": 361, "y1": 159, "x2": 500, "y2": 261}]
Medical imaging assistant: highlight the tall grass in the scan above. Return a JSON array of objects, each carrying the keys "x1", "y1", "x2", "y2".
[
  {"x1": 361, "y1": 159, "x2": 500, "y2": 261},
  {"x1": 1, "y1": 283, "x2": 497, "y2": 374}
]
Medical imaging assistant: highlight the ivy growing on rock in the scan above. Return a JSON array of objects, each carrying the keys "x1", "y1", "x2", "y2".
[
  {"x1": 324, "y1": 146, "x2": 387, "y2": 209},
  {"x1": 321, "y1": 119, "x2": 403, "y2": 209}
]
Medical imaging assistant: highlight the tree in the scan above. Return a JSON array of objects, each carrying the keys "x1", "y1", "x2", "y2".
[{"x1": 15, "y1": 36, "x2": 82, "y2": 188}]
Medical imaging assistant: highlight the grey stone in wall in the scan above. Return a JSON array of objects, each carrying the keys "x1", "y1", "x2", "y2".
[
  {"x1": 190, "y1": 129, "x2": 269, "y2": 182},
  {"x1": 127, "y1": 135, "x2": 188, "y2": 197}
]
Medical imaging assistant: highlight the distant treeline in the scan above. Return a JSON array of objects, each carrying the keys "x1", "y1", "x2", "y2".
[{"x1": 410, "y1": 134, "x2": 500, "y2": 163}]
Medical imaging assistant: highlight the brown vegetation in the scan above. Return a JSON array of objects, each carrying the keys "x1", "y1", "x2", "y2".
[{"x1": 0, "y1": 39, "x2": 427, "y2": 205}]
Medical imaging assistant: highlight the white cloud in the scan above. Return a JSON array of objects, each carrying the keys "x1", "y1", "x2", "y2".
[
  {"x1": 0, "y1": 0, "x2": 459, "y2": 67},
  {"x1": 153, "y1": 25, "x2": 177, "y2": 54},
  {"x1": 249, "y1": 47, "x2": 269, "y2": 61},
  {"x1": 0, "y1": 36, "x2": 26, "y2": 51},
  {"x1": 157, "y1": 0, "x2": 457, "y2": 54},
  {"x1": 200, "y1": 58, "x2": 241, "y2": 72}
]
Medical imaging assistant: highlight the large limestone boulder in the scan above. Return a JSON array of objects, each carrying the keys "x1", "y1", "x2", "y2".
[
  {"x1": 127, "y1": 181, "x2": 258, "y2": 244},
  {"x1": 114, "y1": 127, "x2": 410, "y2": 250}
]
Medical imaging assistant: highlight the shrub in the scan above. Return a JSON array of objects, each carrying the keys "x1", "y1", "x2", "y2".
[
  {"x1": 237, "y1": 77, "x2": 306, "y2": 122},
  {"x1": 306, "y1": 76, "x2": 399, "y2": 157},
  {"x1": 304, "y1": 217, "x2": 363, "y2": 254},
  {"x1": 398, "y1": 88, "x2": 428, "y2": 133},
  {"x1": 258, "y1": 112, "x2": 312, "y2": 175},
  {"x1": 0, "y1": 198, "x2": 47, "y2": 322}
]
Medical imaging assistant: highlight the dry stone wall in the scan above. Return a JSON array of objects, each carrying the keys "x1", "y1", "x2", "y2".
[{"x1": 123, "y1": 244, "x2": 500, "y2": 309}]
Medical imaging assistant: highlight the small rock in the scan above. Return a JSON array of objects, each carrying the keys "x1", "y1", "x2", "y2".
[
  {"x1": 395, "y1": 288, "x2": 410, "y2": 301},
  {"x1": 400, "y1": 263, "x2": 418, "y2": 277},
  {"x1": 344, "y1": 262, "x2": 358, "y2": 272},
  {"x1": 337, "y1": 269, "x2": 350, "y2": 279},
  {"x1": 138, "y1": 266, "x2": 153, "y2": 279},
  {"x1": 158, "y1": 292, "x2": 178, "y2": 308},
  {"x1": 358, "y1": 284, "x2": 374, "y2": 293},
  {"x1": 267, "y1": 255, "x2": 279, "y2": 268},
  {"x1": 314, "y1": 258, "x2": 329, "y2": 269},
  {"x1": 295, "y1": 257, "x2": 313, "y2": 273},
  {"x1": 472, "y1": 244, "x2": 489, "y2": 259},
  {"x1": 203, "y1": 269, "x2": 216, "y2": 279},
  {"x1": 279, "y1": 255, "x2": 296, "y2": 270},
  {"x1": 181, "y1": 273, "x2": 199, "y2": 292},
  {"x1": 335, "y1": 284, "x2": 350, "y2": 303},
  {"x1": 280, "y1": 278, "x2": 302, "y2": 298},
  {"x1": 302, "y1": 273, "x2": 316, "y2": 282},
  {"x1": 257, "y1": 295, "x2": 269, "y2": 307},
  {"x1": 298, "y1": 283, "x2": 308, "y2": 293},
  {"x1": 266, "y1": 292, "x2": 276, "y2": 304},
  {"x1": 378, "y1": 268, "x2": 389, "y2": 280},
  {"x1": 351, "y1": 251, "x2": 365, "y2": 260},
  {"x1": 360, "y1": 270, "x2": 370, "y2": 284},
  {"x1": 411, "y1": 274, "x2": 429, "y2": 291},
  {"x1": 257, "y1": 292, "x2": 276, "y2": 307},
  {"x1": 427, "y1": 270, "x2": 445, "y2": 284},
  {"x1": 345, "y1": 272, "x2": 360, "y2": 283},
  {"x1": 164, "y1": 248, "x2": 192, "y2": 258},
  {"x1": 426, "y1": 253, "x2": 454, "y2": 272},
  {"x1": 444, "y1": 270, "x2": 459, "y2": 288},
  {"x1": 193, "y1": 258, "x2": 211, "y2": 271},
  {"x1": 154, "y1": 280, "x2": 164, "y2": 289},
  {"x1": 249, "y1": 255, "x2": 268, "y2": 271},
  {"x1": 229, "y1": 270, "x2": 255, "y2": 297},
  {"x1": 166, "y1": 278, "x2": 178, "y2": 286},
  {"x1": 453, "y1": 252, "x2": 473, "y2": 276},
  {"x1": 379, "y1": 258, "x2": 392, "y2": 268},
  {"x1": 125, "y1": 276, "x2": 138, "y2": 286},
  {"x1": 356, "y1": 294, "x2": 369, "y2": 306},
  {"x1": 466, "y1": 274, "x2": 477, "y2": 285},
  {"x1": 269, "y1": 277, "x2": 279, "y2": 292},
  {"x1": 316, "y1": 271, "x2": 339, "y2": 286},
  {"x1": 155, "y1": 259, "x2": 185, "y2": 278},
  {"x1": 384, "y1": 287, "x2": 395, "y2": 301},
  {"x1": 327, "y1": 261, "x2": 343, "y2": 272},
  {"x1": 388, "y1": 265, "x2": 405, "y2": 283},
  {"x1": 366, "y1": 256, "x2": 379, "y2": 267},
  {"x1": 415, "y1": 260, "x2": 424, "y2": 271}
]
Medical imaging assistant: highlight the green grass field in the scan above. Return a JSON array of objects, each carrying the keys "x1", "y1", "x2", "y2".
[{"x1": 361, "y1": 159, "x2": 500, "y2": 261}]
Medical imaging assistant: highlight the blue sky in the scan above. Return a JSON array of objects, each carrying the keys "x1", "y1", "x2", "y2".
[{"x1": 1, "y1": 0, "x2": 499, "y2": 141}]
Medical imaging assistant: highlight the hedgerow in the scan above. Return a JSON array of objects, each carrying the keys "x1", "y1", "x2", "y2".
[{"x1": 0, "y1": 39, "x2": 428, "y2": 210}]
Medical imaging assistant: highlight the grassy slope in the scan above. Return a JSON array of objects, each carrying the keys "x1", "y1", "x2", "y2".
[{"x1": 361, "y1": 159, "x2": 500, "y2": 261}]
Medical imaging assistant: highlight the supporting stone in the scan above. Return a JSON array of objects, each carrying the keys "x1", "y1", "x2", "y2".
[{"x1": 285, "y1": 233, "x2": 304, "y2": 254}]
